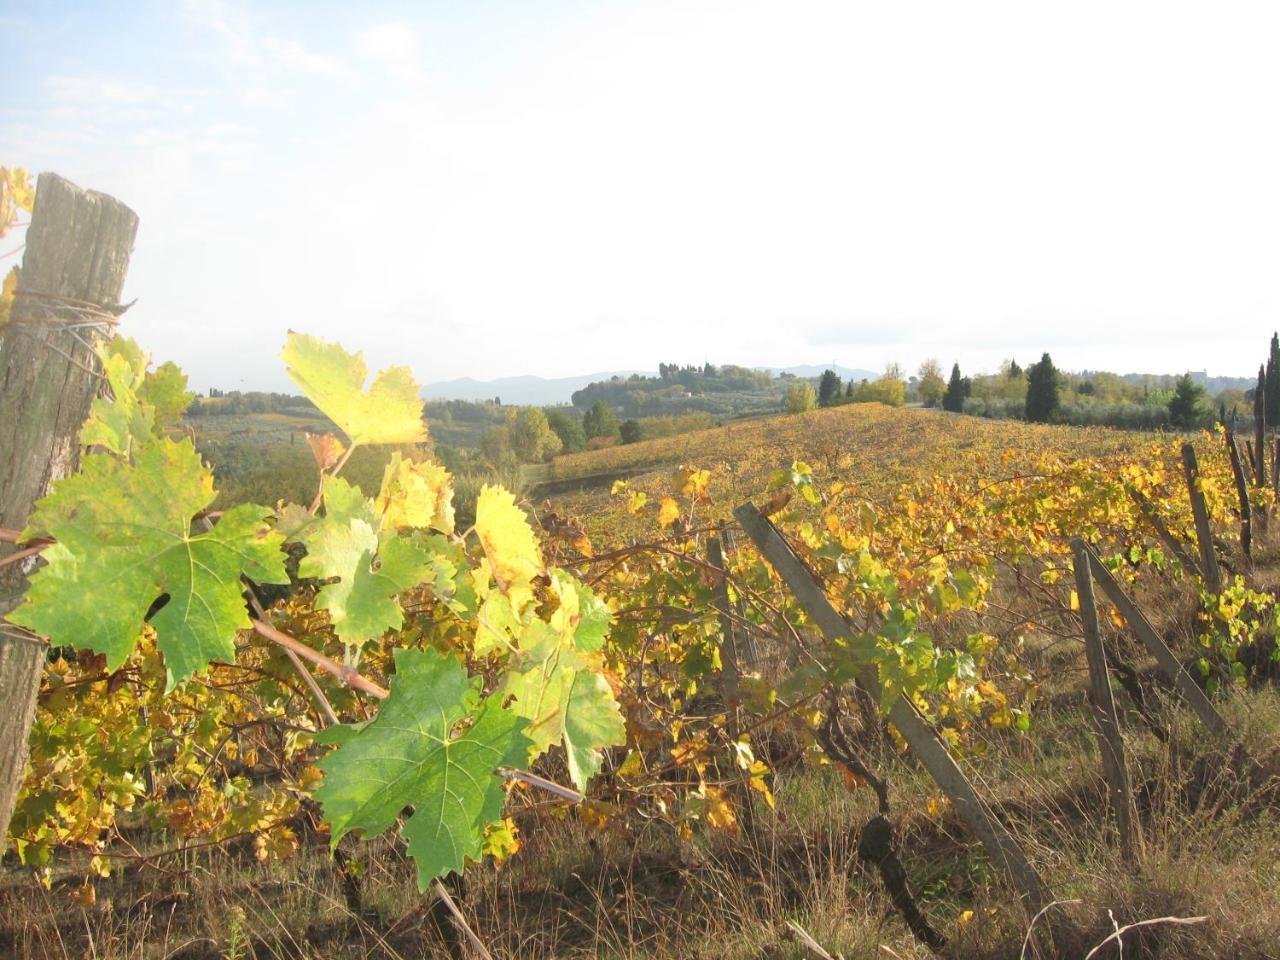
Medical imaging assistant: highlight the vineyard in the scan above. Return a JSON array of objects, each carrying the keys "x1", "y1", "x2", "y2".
[{"x1": 2, "y1": 173, "x2": 1280, "y2": 960}]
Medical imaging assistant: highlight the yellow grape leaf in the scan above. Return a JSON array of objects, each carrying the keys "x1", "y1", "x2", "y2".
[
  {"x1": 687, "y1": 786, "x2": 737, "y2": 834},
  {"x1": 657, "y1": 497, "x2": 680, "y2": 528},
  {"x1": 482, "y1": 817, "x2": 520, "y2": 865},
  {"x1": 679, "y1": 467, "x2": 711, "y2": 500},
  {"x1": 498, "y1": 618, "x2": 625, "y2": 789},
  {"x1": 0, "y1": 166, "x2": 35, "y2": 239},
  {"x1": 475, "y1": 485, "x2": 543, "y2": 607},
  {"x1": 0, "y1": 265, "x2": 17, "y2": 330},
  {"x1": 376, "y1": 451, "x2": 454, "y2": 534},
  {"x1": 281, "y1": 332, "x2": 427, "y2": 446}
]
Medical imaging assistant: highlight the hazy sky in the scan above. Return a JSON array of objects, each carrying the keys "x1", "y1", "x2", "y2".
[{"x1": 2, "y1": 1, "x2": 1277, "y2": 392}]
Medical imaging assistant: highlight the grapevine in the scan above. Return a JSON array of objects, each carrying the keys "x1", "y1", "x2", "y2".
[{"x1": 5, "y1": 330, "x2": 625, "y2": 891}]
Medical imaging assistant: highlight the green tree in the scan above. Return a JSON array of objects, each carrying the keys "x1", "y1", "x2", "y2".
[
  {"x1": 817, "y1": 369, "x2": 842, "y2": 407},
  {"x1": 1266, "y1": 332, "x2": 1279, "y2": 427},
  {"x1": 582, "y1": 400, "x2": 619, "y2": 440},
  {"x1": 942, "y1": 363, "x2": 969, "y2": 413},
  {"x1": 1024, "y1": 353, "x2": 1060, "y2": 423},
  {"x1": 783, "y1": 381, "x2": 817, "y2": 413},
  {"x1": 545, "y1": 408, "x2": 586, "y2": 453},
  {"x1": 507, "y1": 407, "x2": 562, "y2": 463},
  {"x1": 1168, "y1": 373, "x2": 1206, "y2": 428},
  {"x1": 851, "y1": 374, "x2": 906, "y2": 406},
  {"x1": 619, "y1": 419, "x2": 641, "y2": 444},
  {"x1": 480, "y1": 424, "x2": 516, "y2": 468},
  {"x1": 917, "y1": 358, "x2": 946, "y2": 408}
]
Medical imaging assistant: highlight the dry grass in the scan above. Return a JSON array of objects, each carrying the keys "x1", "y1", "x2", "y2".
[{"x1": 4, "y1": 674, "x2": 1279, "y2": 959}]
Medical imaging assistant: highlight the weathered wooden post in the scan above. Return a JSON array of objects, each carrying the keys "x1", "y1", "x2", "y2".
[
  {"x1": 1181, "y1": 443, "x2": 1222, "y2": 594},
  {"x1": 0, "y1": 174, "x2": 138, "y2": 844},
  {"x1": 1255, "y1": 364, "x2": 1267, "y2": 486},
  {"x1": 1078, "y1": 542, "x2": 1229, "y2": 740},
  {"x1": 1253, "y1": 368, "x2": 1268, "y2": 535},
  {"x1": 1071, "y1": 541, "x2": 1137, "y2": 864},
  {"x1": 735, "y1": 502, "x2": 1052, "y2": 915},
  {"x1": 1225, "y1": 431, "x2": 1252, "y2": 560},
  {"x1": 1125, "y1": 485, "x2": 1199, "y2": 575}
]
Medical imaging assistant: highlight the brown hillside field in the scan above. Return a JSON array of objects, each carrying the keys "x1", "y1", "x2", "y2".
[{"x1": 5, "y1": 405, "x2": 1280, "y2": 960}]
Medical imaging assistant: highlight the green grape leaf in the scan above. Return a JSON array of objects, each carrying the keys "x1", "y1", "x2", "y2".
[
  {"x1": 81, "y1": 339, "x2": 153, "y2": 455},
  {"x1": 81, "y1": 339, "x2": 193, "y2": 454},
  {"x1": 315, "y1": 537, "x2": 431, "y2": 646},
  {"x1": 280, "y1": 332, "x2": 427, "y2": 446},
  {"x1": 7, "y1": 439, "x2": 287, "y2": 689},
  {"x1": 314, "y1": 647, "x2": 530, "y2": 887},
  {"x1": 550, "y1": 571, "x2": 612, "y2": 653},
  {"x1": 500, "y1": 620, "x2": 626, "y2": 790},
  {"x1": 419, "y1": 534, "x2": 479, "y2": 617},
  {"x1": 475, "y1": 485, "x2": 543, "y2": 609},
  {"x1": 139, "y1": 360, "x2": 194, "y2": 427},
  {"x1": 473, "y1": 587, "x2": 522, "y2": 657},
  {"x1": 297, "y1": 477, "x2": 430, "y2": 647}
]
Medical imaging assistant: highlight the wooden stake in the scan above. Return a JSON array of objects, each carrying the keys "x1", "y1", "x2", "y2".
[
  {"x1": 1125, "y1": 485, "x2": 1199, "y2": 576},
  {"x1": 734, "y1": 502, "x2": 1051, "y2": 914},
  {"x1": 1071, "y1": 540, "x2": 1136, "y2": 864},
  {"x1": 1224, "y1": 431, "x2": 1252, "y2": 561},
  {"x1": 1181, "y1": 444, "x2": 1222, "y2": 594},
  {"x1": 1078, "y1": 541, "x2": 1229, "y2": 739}
]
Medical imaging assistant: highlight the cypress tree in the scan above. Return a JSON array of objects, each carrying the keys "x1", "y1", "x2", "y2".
[
  {"x1": 1024, "y1": 353, "x2": 1060, "y2": 423},
  {"x1": 1266, "y1": 332, "x2": 1280, "y2": 427},
  {"x1": 943, "y1": 363, "x2": 968, "y2": 413},
  {"x1": 817, "y1": 369, "x2": 842, "y2": 407}
]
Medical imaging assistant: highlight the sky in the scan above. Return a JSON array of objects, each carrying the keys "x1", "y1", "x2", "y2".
[{"x1": 2, "y1": 0, "x2": 1278, "y2": 393}]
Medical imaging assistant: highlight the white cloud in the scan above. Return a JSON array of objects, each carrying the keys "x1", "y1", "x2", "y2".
[
  {"x1": 8, "y1": 0, "x2": 1279, "y2": 391},
  {"x1": 354, "y1": 23, "x2": 426, "y2": 83},
  {"x1": 181, "y1": 0, "x2": 350, "y2": 79}
]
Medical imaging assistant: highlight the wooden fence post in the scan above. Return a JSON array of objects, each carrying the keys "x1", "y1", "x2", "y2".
[
  {"x1": 1125, "y1": 485, "x2": 1199, "y2": 576},
  {"x1": 1272, "y1": 437, "x2": 1280, "y2": 498},
  {"x1": 707, "y1": 532, "x2": 742, "y2": 723},
  {"x1": 734, "y1": 502, "x2": 1051, "y2": 915},
  {"x1": 1071, "y1": 541, "x2": 1137, "y2": 864},
  {"x1": 719, "y1": 526, "x2": 759, "y2": 669},
  {"x1": 1078, "y1": 542, "x2": 1230, "y2": 740},
  {"x1": 1254, "y1": 366, "x2": 1267, "y2": 486},
  {"x1": 0, "y1": 174, "x2": 138, "y2": 846},
  {"x1": 1181, "y1": 443, "x2": 1222, "y2": 594},
  {"x1": 1224, "y1": 431, "x2": 1252, "y2": 560},
  {"x1": 706, "y1": 530, "x2": 761, "y2": 841}
]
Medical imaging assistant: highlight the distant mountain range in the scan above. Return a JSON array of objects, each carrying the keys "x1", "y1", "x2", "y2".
[{"x1": 422, "y1": 365, "x2": 882, "y2": 405}]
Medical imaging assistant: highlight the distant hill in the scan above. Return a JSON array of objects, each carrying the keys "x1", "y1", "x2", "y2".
[
  {"x1": 422, "y1": 372, "x2": 647, "y2": 406},
  {"x1": 423, "y1": 364, "x2": 885, "y2": 406},
  {"x1": 768, "y1": 364, "x2": 882, "y2": 382},
  {"x1": 1078, "y1": 370, "x2": 1257, "y2": 395}
]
